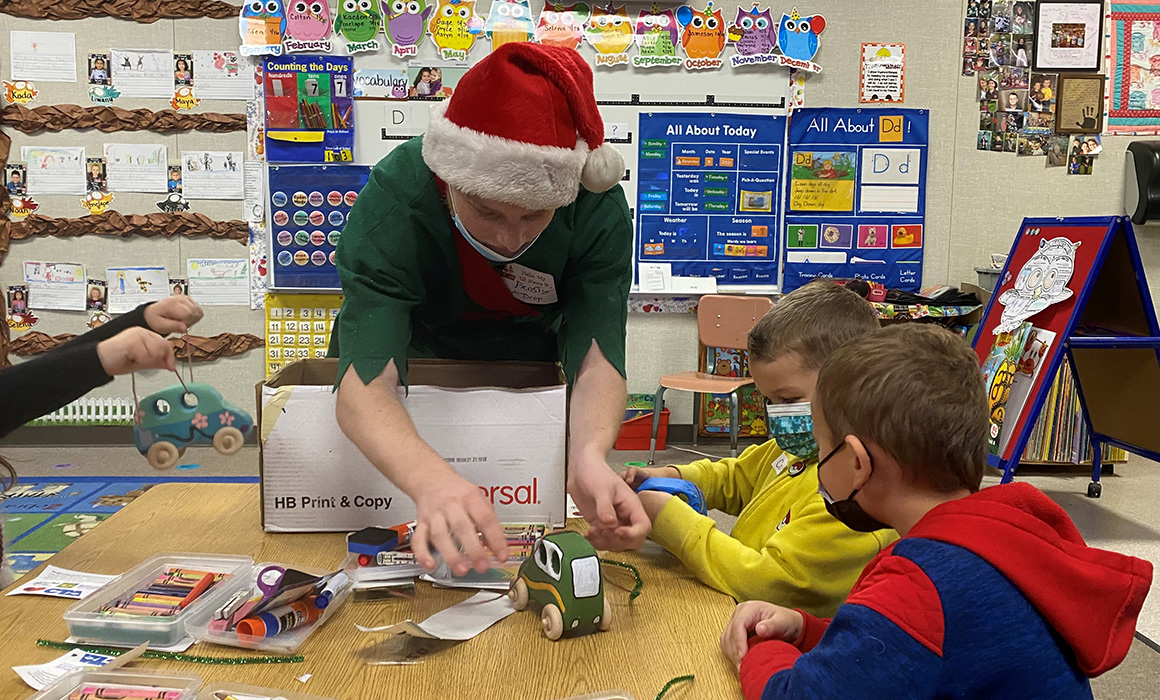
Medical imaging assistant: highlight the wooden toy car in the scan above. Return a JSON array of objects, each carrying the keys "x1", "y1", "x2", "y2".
[
  {"x1": 134, "y1": 383, "x2": 253, "y2": 470},
  {"x1": 508, "y1": 531, "x2": 610, "y2": 640}
]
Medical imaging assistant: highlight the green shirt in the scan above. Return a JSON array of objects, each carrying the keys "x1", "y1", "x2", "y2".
[{"x1": 330, "y1": 137, "x2": 633, "y2": 387}]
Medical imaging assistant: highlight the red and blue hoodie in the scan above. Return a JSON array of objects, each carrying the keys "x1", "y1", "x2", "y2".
[{"x1": 740, "y1": 483, "x2": 1154, "y2": 700}]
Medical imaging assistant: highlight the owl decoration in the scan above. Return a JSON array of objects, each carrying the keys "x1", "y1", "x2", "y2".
[
  {"x1": 676, "y1": 2, "x2": 726, "y2": 68},
  {"x1": 994, "y1": 237, "x2": 1081, "y2": 334},
  {"x1": 486, "y1": 0, "x2": 535, "y2": 49},
  {"x1": 777, "y1": 7, "x2": 826, "y2": 63},
  {"x1": 584, "y1": 3, "x2": 633, "y2": 65},
  {"x1": 239, "y1": 0, "x2": 287, "y2": 56},
  {"x1": 729, "y1": 4, "x2": 776, "y2": 57},
  {"x1": 334, "y1": 0, "x2": 383, "y2": 52},
  {"x1": 383, "y1": 0, "x2": 432, "y2": 57},
  {"x1": 285, "y1": 0, "x2": 333, "y2": 46},
  {"x1": 537, "y1": 2, "x2": 590, "y2": 50},
  {"x1": 632, "y1": 4, "x2": 680, "y2": 68},
  {"x1": 429, "y1": 0, "x2": 483, "y2": 61}
]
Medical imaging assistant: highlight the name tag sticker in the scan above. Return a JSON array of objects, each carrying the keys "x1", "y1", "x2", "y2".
[{"x1": 500, "y1": 263, "x2": 558, "y2": 305}]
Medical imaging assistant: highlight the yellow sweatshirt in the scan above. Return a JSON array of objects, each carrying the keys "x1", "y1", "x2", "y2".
[{"x1": 651, "y1": 440, "x2": 898, "y2": 617}]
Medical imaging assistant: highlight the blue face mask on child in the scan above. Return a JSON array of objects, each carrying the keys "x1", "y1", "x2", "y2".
[{"x1": 765, "y1": 401, "x2": 819, "y2": 460}]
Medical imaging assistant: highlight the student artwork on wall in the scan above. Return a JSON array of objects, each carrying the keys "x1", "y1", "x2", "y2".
[
  {"x1": 334, "y1": 0, "x2": 384, "y2": 53},
  {"x1": 676, "y1": 2, "x2": 727, "y2": 71},
  {"x1": 727, "y1": 4, "x2": 778, "y2": 68},
  {"x1": 1107, "y1": 1, "x2": 1160, "y2": 135},
  {"x1": 636, "y1": 112, "x2": 785, "y2": 288},
  {"x1": 488, "y1": 0, "x2": 536, "y2": 50},
  {"x1": 782, "y1": 107, "x2": 928, "y2": 293},
  {"x1": 585, "y1": 3, "x2": 634, "y2": 67},
  {"x1": 1033, "y1": 0, "x2": 1104, "y2": 71},
  {"x1": 283, "y1": 0, "x2": 333, "y2": 53}
]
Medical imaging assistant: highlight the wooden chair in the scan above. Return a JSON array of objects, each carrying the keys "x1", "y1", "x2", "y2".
[{"x1": 648, "y1": 295, "x2": 774, "y2": 464}]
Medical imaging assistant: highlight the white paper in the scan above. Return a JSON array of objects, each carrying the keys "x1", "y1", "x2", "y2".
[
  {"x1": 5, "y1": 565, "x2": 115, "y2": 600},
  {"x1": 191, "y1": 51, "x2": 255, "y2": 100},
  {"x1": 105, "y1": 144, "x2": 168, "y2": 193},
  {"x1": 358, "y1": 591, "x2": 517, "y2": 641},
  {"x1": 566, "y1": 494, "x2": 580, "y2": 518},
  {"x1": 23, "y1": 262, "x2": 87, "y2": 311},
  {"x1": 181, "y1": 151, "x2": 243, "y2": 200},
  {"x1": 786, "y1": 251, "x2": 848, "y2": 264},
  {"x1": 187, "y1": 258, "x2": 249, "y2": 306},
  {"x1": 64, "y1": 636, "x2": 196, "y2": 653},
  {"x1": 13, "y1": 649, "x2": 118, "y2": 690},
  {"x1": 106, "y1": 266, "x2": 169, "y2": 313},
  {"x1": 639, "y1": 263, "x2": 672, "y2": 292},
  {"x1": 498, "y1": 263, "x2": 557, "y2": 305},
  {"x1": 243, "y1": 161, "x2": 265, "y2": 224},
  {"x1": 670, "y1": 276, "x2": 717, "y2": 294},
  {"x1": 352, "y1": 68, "x2": 408, "y2": 99},
  {"x1": 604, "y1": 122, "x2": 631, "y2": 142},
  {"x1": 859, "y1": 185, "x2": 919, "y2": 213},
  {"x1": 860, "y1": 149, "x2": 921, "y2": 185},
  {"x1": 10, "y1": 32, "x2": 76, "y2": 82},
  {"x1": 21, "y1": 147, "x2": 87, "y2": 195},
  {"x1": 110, "y1": 49, "x2": 175, "y2": 98}
]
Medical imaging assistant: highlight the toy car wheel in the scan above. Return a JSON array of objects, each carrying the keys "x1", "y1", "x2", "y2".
[
  {"x1": 146, "y1": 442, "x2": 180, "y2": 470},
  {"x1": 541, "y1": 603, "x2": 564, "y2": 641},
  {"x1": 509, "y1": 578, "x2": 528, "y2": 611},
  {"x1": 599, "y1": 596, "x2": 612, "y2": 631},
  {"x1": 213, "y1": 426, "x2": 245, "y2": 456}
]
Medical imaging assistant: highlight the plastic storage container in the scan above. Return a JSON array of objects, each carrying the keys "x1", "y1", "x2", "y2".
[
  {"x1": 63, "y1": 553, "x2": 253, "y2": 647},
  {"x1": 185, "y1": 562, "x2": 352, "y2": 654},
  {"x1": 26, "y1": 669, "x2": 201, "y2": 700},
  {"x1": 197, "y1": 682, "x2": 337, "y2": 700}
]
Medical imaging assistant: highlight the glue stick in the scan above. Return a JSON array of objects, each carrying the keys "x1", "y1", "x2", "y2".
[{"x1": 236, "y1": 596, "x2": 321, "y2": 638}]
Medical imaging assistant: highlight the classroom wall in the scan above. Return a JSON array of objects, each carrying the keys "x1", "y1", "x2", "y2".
[{"x1": 3, "y1": 0, "x2": 1149, "y2": 430}]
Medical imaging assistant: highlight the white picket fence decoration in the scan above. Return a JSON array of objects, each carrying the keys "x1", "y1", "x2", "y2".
[{"x1": 26, "y1": 397, "x2": 137, "y2": 426}]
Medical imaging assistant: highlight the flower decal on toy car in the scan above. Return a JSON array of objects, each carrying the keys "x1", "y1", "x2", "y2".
[{"x1": 191, "y1": 413, "x2": 209, "y2": 430}]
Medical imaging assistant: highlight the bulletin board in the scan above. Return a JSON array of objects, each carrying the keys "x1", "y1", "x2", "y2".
[
  {"x1": 782, "y1": 107, "x2": 928, "y2": 293},
  {"x1": 635, "y1": 112, "x2": 785, "y2": 287}
]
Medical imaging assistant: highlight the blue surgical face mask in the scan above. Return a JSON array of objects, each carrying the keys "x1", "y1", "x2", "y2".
[
  {"x1": 765, "y1": 401, "x2": 819, "y2": 460},
  {"x1": 450, "y1": 193, "x2": 540, "y2": 263}
]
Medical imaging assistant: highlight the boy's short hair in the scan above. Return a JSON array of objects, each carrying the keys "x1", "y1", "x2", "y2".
[
  {"x1": 816, "y1": 324, "x2": 988, "y2": 493},
  {"x1": 747, "y1": 281, "x2": 879, "y2": 370}
]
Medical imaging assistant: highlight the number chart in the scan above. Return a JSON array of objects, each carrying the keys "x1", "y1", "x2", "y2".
[
  {"x1": 263, "y1": 55, "x2": 355, "y2": 163},
  {"x1": 635, "y1": 112, "x2": 786, "y2": 288},
  {"x1": 267, "y1": 163, "x2": 369, "y2": 291},
  {"x1": 264, "y1": 293, "x2": 344, "y2": 376}
]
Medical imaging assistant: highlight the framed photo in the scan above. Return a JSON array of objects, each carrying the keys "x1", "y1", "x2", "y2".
[
  {"x1": 1033, "y1": 1, "x2": 1104, "y2": 71},
  {"x1": 1055, "y1": 73, "x2": 1105, "y2": 133}
]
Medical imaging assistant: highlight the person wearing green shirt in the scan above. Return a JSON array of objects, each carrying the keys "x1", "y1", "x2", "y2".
[{"x1": 331, "y1": 43, "x2": 648, "y2": 576}]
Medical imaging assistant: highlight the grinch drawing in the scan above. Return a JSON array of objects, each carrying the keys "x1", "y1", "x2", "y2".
[{"x1": 994, "y1": 237, "x2": 1080, "y2": 334}]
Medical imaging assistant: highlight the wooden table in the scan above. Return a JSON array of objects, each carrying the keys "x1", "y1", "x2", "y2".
[{"x1": 0, "y1": 484, "x2": 742, "y2": 700}]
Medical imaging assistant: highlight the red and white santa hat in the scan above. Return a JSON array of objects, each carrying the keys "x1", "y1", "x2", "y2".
[{"x1": 422, "y1": 43, "x2": 625, "y2": 211}]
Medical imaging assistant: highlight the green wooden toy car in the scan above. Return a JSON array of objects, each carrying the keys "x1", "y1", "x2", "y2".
[
  {"x1": 508, "y1": 531, "x2": 611, "y2": 640},
  {"x1": 133, "y1": 382, "x2": 253, "y2": 470}
]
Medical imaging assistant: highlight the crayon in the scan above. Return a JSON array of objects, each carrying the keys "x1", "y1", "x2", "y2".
[
  {"x1": 236, "y1": 596, "x2": 321, "y2": 638},
  {"x1": 178, "y1": 572, "x2": 215, "y2": 609}
]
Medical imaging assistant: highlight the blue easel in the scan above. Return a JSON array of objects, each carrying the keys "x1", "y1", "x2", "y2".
[{"x1": 973, "y1": 216, "x2": 1160, "y2": 497}]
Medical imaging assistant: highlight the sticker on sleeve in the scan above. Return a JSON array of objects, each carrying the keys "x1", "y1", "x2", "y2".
[
  {"x1": 499, "y1": 263, "x2": 558, "y2": 305},
  {"x1": 771, "y1": 452, "x2": 789, "y2": 475}
]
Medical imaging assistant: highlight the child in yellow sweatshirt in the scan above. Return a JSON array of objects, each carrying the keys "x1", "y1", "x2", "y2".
[{"x1": 624, "y1": 282, "x2": 898, "y2": 616}]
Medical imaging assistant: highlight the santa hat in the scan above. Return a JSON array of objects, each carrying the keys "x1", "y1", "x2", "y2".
[{"x1": 422, "y1": 43, "x2": 624, "y2": 211}]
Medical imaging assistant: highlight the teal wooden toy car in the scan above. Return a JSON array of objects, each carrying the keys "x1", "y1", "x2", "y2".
[
  {"x1": 133, "y1": 382, "x2": 253, "y2": 470},
  {"x1": 508, "y1": 531, "x2": 610, "y2": 640}
]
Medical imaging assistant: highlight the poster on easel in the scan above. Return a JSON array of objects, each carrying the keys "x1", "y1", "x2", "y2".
[
  {"x1": 972, "y1": 216, "x2": 1160, "y2": 489},
  {"x1": 782, "y1": 107, "x2": 928, "y2": 293},
  {"x1": 635, "y1": 112, "x2": 785, "y2": 289}
]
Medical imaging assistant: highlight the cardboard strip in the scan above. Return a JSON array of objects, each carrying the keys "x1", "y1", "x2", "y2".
[
  {"x1": 0, "y1": 0, "x2": 239, "y2": 22},
  {"x1": 8, "y1": 331, "x2": 264, "y2": 361},
  {"x1": 2, "y1": 105, "x2": 246, "y2": 134}
]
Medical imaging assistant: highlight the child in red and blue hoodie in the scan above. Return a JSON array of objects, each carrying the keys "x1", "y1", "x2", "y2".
[{"x1": 721, "y1": 325, "x2": 1153, "y2": 700}]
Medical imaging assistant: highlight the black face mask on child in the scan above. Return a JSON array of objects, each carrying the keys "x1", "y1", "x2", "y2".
[{"x1": 815, "y1": 441, "x2": 891, "y2": 533}]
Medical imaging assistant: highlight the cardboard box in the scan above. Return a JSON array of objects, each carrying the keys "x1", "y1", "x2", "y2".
[{"x1": 258, "y1": 358, "x2": 567, "y2": 532}]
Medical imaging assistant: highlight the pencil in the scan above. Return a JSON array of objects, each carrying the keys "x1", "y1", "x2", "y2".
[{"x1": 178, "y1": 572, "x2": 216, "y2": 609}]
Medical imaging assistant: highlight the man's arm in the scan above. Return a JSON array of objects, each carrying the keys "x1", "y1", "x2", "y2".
[
  {"x1": 569, "y1": 341, "x2": 650, "y2": 550},
  {"x1": 336, "y1": 360, "x2": 509, "y2": 574}
]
